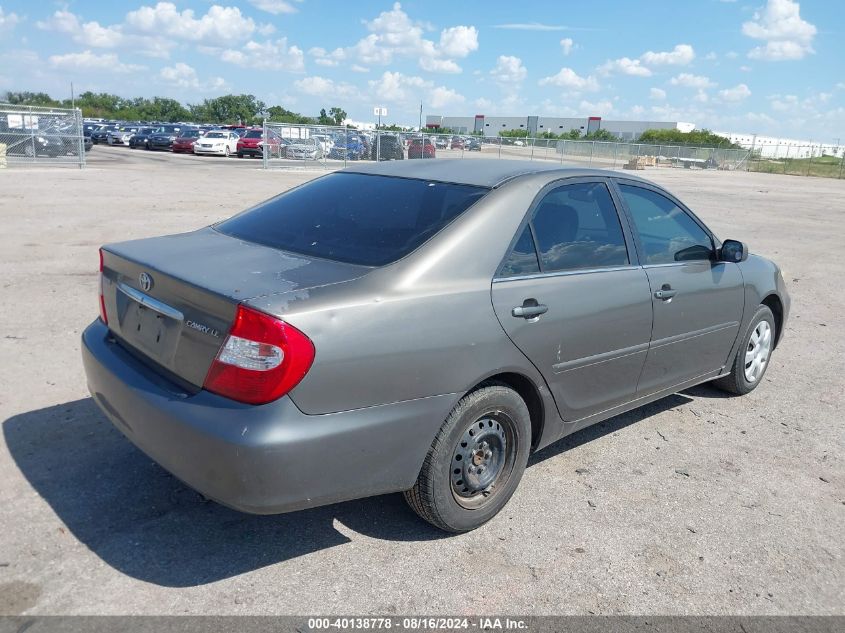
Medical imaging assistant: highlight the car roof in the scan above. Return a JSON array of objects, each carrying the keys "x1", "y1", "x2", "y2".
[{"x1": 342, "y1": 159, "x2": 651, "y2": 188}]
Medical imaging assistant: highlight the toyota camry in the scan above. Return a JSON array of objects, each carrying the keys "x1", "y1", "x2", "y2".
[{"x1": 82, "y1": 160, "x2": 789, "y2": 532}]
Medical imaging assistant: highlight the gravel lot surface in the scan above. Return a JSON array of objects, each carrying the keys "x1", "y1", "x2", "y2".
[{"x1": 0, "y1": 146, "x2": 843, "y2": 615}]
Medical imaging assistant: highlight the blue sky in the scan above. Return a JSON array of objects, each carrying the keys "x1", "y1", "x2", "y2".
[{"x1": 0, "y1": 0, "x2": 842, "y2": 139}]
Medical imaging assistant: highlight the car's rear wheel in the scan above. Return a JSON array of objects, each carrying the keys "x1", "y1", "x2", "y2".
[
  {"x1": 237, "y1": 152, "x2": 243, "y2": 158},
  {"x1": 404, "y1": 383, "x2": 531, "y2": 532},
  {"x1": 713, "y1": 304, "x2": 775, "y2": 395}
]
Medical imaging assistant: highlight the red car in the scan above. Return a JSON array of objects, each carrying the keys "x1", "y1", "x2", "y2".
[
  {"x1": 408, "y1": 137, "x2": 436, "y2": 159},
  {"x1": 171, "y1": 130, "x2": 202, "y2": 153},
  {"x1": 450, "y1": 137, "x2": 466, "y2": 150},
  {"x1": 236, "y1": 129, "x2": 283, "y2": 158}
]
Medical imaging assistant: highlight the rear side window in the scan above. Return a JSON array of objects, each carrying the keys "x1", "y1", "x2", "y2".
[
  {"x1": 500, "y1": 226, "x2": 540, "y2": 276},
  {"x1": 530, "y1": 182, "x2": 628, "y2": 273},
  {"x1": 216, "y1": 173, "x2": 488, "y2": 266},
  {"x1": 617, "y1": 184, "x2": 713, "y2": 264}
]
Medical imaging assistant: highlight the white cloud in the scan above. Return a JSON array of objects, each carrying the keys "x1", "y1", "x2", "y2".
[
  {"x1": 248, "y1": 0, "x2": 300, "y2": 14},
  {"x1": 438, "y1": 26, "x2": 479, "y2": 57},
  {"x1": 670, "y1": 73, "x2": 716, "y2": 88},
  {"x1": 429, "y1": 86, "x2": 465, "y2": 109},
  {"x1": 125, "y1": 2, "x2": 258, "y2": 45},
  {"x1": 350, "y1": 64, "x2": 370, "y2": 73},
  {"x1": 345, "y1": 3, "x2": 477, "y2": 74},
  {"x1": 490, "y1": 55, "x2": 527, "y2": 84},
  {"x1": 158, "y1": 62, "x2": 226, "y2": 92},
  {"x1": 38, "y1": 10, "x2": 123, "y2": 48},
  {"x1": 579, "y1": 99, "x2": 614, "y2": 117},
  {"x1": 693, "y1": 90, "x2": 709, "y2": 103},
  {"x1": 560, "y1": 38, "x2": 574, "y2": 55},
  {"x1": 0, "y1": 6, "x2": 21, "y2": 32},
  {"x1": 740, "y1": 65, "x2": 752, "y2": 72},
  {"x1": 641, "y1": 44, "x2": 695, "y2": 66},
  {"x1": 295, "y1": 76, "x2": 358, "y2": 99},
  {"x1": 539, "y1": 67, "x2": 600, "y2": 91},
  {"x1": 649, "y1": 87, "x2": 667, "y2": 100},
  {"x1": 726, "y1": 51, "x2": 739, "y2": 59},
  {"x1": 718, "y1": 83, "x2": 752, "y2": 102},
  {"x1": 368, "y1": 71, "x2": 427, "y2": 102},
  {"x1": 309, "y1": 46, "x2": 346, "y2": 67},
  {"x1": 493, "y1": 23, "x2": 570, "y2": 31},
  {"x1": 218, "y1": 38, "x2": 304, "y2": 71},
  {"x1": 743, "y1": 0, "x2": 816, "y2": 60},
  {"x1": 48, "y1": 50, "x2": 144, "y2": 74},
  {"x1": 598, "y1": 56, "x2": 651, "y2": 77},
  {"x1": 704, "y1": 52, "x2": 718, "y2": 61}
]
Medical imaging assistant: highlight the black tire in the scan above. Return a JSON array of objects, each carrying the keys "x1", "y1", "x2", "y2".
[
  {"x1": 237, "y1": 152, "x2": 243, "y2": 158},
  {"x1": 712, "y1": 304, "x2": 776, "y2": 395},
  {"x1": 404, "y1": 383, "x2": 531, "y2": 532}
]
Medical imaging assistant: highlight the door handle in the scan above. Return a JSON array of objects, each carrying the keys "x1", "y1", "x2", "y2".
[
  {"x1": 654, "y1": 286, "x2": 677, "y2": 300},
  {"x1": 512, "y1": 301, "x2": 548, "y2": 319}
]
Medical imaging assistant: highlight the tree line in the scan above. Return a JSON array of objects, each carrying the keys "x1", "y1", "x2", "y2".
[{"x1": 2, "y1": 91, "x2": 347, "y2": 126}]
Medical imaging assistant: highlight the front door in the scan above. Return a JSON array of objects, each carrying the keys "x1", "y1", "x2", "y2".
[
  {"x1": 491, "y1": 180, "x2": 653, "y2": 422},
  {"x1": 614, "y1": 181, "x2": 745, "y2": 394}
]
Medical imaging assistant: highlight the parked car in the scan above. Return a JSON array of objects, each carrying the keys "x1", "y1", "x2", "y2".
[
  {"x1": 237, "y1": 129, "x2": 282, "y2": 158},
  {"x1": 128, "y1": 127, "x2": 159, "y2": 149},
  {"x1": 171, "y1": 129, "x2": 202, "y2": 154},
  {"x1": 89, "y1": 125, "x2": 115, "y2": 145},
  {"x1": 328, "y1": 133, "x2": 367, "y2": 160},
  {"x1": 467, "y1": 138, "x2": 482, "y2": 151},
  {"x1": 193, "y1": 130, "x2": 238, "y2": 157},
  {"x1": 82, "y1": 161, "x2": 790, "y2": 533},
  {"x1": 408, "y1": 137, "x2": 436, "y2": 159},
  {"x1": 148, "y1": 125, "x2": 186, "y2": 151},
  {"x1": 434, "y1": 136, "x2": 449, "y2": 149},
  {"x1": 107, "y1": 126, "x2": 140, "y2": 146},
  {"x1": 371, "y1": 134, "x2": 404, "y2": 161},
  {"x1": 450, "y1": 136, "x2": 466, "y2": 150},
  {"x1": 286, "y1": 138, "x2": 323, "y2": 160}
]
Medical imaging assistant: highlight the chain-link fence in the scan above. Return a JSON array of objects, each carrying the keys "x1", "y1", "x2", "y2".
[
  {"x1": 260, "y1": 122, "x2": 752, "y2": 174},
  {"x1": 264, "y1": 123, "x2": 750, "y2": 170},
  {"x1": 744, "y1": 144, "x2": 845, "y2": 179},
  {"x1": 0, "y1": 103, "x2": 86, "y2": 168}
]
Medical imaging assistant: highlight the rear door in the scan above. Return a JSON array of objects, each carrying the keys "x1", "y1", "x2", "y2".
[
  {"x1": 491, "y1": 179, "x2": 653, "y2": 422},
  {"x1": 613, "y1": 180, "x2": 745, "y2": 394}
]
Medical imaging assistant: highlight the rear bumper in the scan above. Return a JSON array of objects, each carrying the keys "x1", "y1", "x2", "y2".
[
  {"x1": 81, "y1": 320, "x2": 456, "y2": 514},
  {"x1": 238, "y1": 147, "x2": 262, "y2": 156}
]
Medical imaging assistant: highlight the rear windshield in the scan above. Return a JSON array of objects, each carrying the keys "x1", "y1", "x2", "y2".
[
  {"x1": 216, "y1": 172, "x2": 489, "y2": 266},
  {"x1": 245, "y1": 130, "x2": 263, "y2": 138}
]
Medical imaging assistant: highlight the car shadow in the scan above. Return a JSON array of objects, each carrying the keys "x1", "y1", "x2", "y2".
[
  {"x1": 3, "y1": 398, "x2": 446, "y2": 588},
  {"x1": 6, "y1": 391, "x2": 693, "y2": 587},
  {"x1": 528, "y1": 393, "x2": 692, "y2": 466}
]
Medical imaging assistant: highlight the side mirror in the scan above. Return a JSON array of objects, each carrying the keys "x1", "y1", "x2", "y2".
[{"x1": 720, "y1": 239, "x2": 749, "y2": 263}]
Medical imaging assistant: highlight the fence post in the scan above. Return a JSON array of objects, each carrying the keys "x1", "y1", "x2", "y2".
[
  {"x1": 806, "y1": 146, "x2": 813, "y2": 177},
  {"x1": 76, "y1": 108, "x2": 85, "y2": 169},
  {"x1": 612, "y1": 142, "x2": 618, "y2": 169},
  {"x1": 262, "y1": 119, "x2": 268, "y2": 169},
  {"x1": 589, "y1": 141, "x2": 594, "y2": 166},
  {"x1": 839, "y1": 150, "x2": 845, "y2": 179},
  {"x1": 497, "y1": 137, "x2": 502, "y2": 159},
  {"x1": 29, "y1": 106, "x2": 36, "y2": 162},
  {"x1": 530, "y1": 136, "x2": 535, "y2": 162}
]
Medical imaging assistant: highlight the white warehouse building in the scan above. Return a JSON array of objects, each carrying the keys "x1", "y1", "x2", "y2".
[
  {"x1": 713, "y1": 131, "x2": 844, "y2": 159},
  {"x1": 426, "y1": 114, "x2": 695, "y2": 140}
]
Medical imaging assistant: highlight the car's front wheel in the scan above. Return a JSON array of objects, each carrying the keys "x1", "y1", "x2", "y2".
[
  {"x1": 713, "y1": 304, "x2": 776, "y2": 395},
  {"x1": 404, "y1": 383, "x2": 531, "y2": 532}
]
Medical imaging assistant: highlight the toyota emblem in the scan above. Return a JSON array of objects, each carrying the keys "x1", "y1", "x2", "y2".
[{"x1": 139, "y1": 272, "x2": 153, "y2": 292}]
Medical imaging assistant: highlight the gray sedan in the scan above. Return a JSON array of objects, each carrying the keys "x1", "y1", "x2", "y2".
[{"x1": 82, "y1": 160, "x2": 790, "y2": 532}]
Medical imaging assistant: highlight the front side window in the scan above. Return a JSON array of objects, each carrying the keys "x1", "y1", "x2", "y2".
[
  {"x1": 617, "y1": 184, "x2": 713, "y2": 264},
  {"x1": 530, "y1": 182, "x2": 629, "y2": 273}
]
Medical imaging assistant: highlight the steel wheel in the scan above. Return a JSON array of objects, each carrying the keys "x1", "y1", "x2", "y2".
[
  {"x1": 450, "y1": 413, "x2": 516, "y2": 509},
  {"x1": 744, "y1": 320, "x2": 771, "y2": 383}
]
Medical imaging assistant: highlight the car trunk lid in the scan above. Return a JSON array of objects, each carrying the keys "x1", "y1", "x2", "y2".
[{"x1": 100, "y1": 227, "x2": 368, "y2": 389}]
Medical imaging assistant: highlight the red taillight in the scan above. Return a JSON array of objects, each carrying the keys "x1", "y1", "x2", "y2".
[
  {"x1": 203, "y1": 305, "x2": 315, "y2": 405},
  {"x1": 98, "y1": 248, "x2": 108, "y2": 325}
]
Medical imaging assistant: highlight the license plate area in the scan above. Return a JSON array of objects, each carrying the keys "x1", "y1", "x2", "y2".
[{"x1": 115, "y1": 283, "x2": 184, "y2": 365}]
